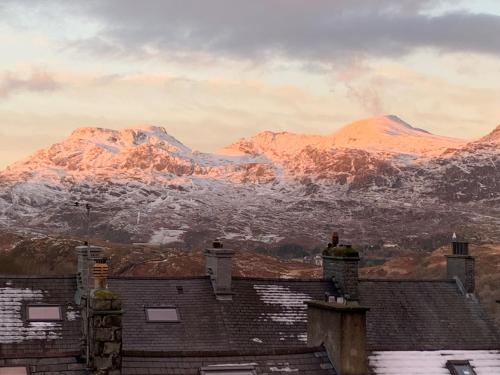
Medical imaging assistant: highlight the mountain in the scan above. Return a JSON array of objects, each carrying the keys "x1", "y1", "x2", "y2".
[
  {"x1": 0, "y1": 116, "x2": 498, "y2": 250},
  {"x1": 220, "y1": 115, "x2": 465, "y2": 160}
]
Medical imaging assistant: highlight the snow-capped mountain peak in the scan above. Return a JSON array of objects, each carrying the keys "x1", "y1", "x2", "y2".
[
  {"x1": 4, "y1": 125, "x2": 196, "y2": 180},
  {"x1": 69, "y1": 125, "x2": 190, "y2": 153},
  {"x1": 220, "y1": 115, "x2": 466, "y2": 161},
  {"x1": 330, "y1": 115, "x2": 465, "y2": 156}
]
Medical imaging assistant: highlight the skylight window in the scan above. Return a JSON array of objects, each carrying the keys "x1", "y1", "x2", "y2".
[
  {"x1": 145, "y1": 307, "x2": 179, "y2": 322},
  {"x1": 446, "y1": 361, "x2": 477, "y2": 375},
  {"x1": 0, "y1": 367, "x2": 28, "y2": 375},
  {"x1": 27, "y1": 305, "x2": 62, "y2": 321},
  {"x1": 200, "y1": 365, "x2": 256, "y2": 375}
]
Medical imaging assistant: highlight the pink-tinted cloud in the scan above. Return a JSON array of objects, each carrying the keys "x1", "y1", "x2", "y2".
[{"x1": 0, "y1": 69, "x2": 60, "y2": 99}]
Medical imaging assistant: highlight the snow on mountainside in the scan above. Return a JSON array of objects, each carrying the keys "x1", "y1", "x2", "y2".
[
  {"x1": 0, "y1": 116, "x2": 498, "y2": 250},
  {"x1": 3, "y1": 125, "x2": 275, "y2": 184},
  {"x1": 220, "y1": 115, "x2": 466, "y2": 161}
]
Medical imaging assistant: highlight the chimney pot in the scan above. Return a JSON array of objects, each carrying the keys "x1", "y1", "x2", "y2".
[
  {"x1": 93, "y1": 258, "x2": 109, "y2": 290},
  {"x1": 332, "y1": 232, "x2": 339, "y2": 247}
]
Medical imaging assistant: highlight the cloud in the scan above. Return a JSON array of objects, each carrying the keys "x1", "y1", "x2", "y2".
[
  {"x1": 34, "y1": 0, "x2": 499, "y2": 63},
  {"x1": 0, "y1": 69, "x2": 60, "y2": 99}
]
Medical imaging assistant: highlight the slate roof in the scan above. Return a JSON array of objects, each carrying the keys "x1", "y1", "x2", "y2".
[
  {"x1": 1, "y1": 274, "x2": 499, "y2": 374},
  {"x1": 107, "y1": 276, "x2": 338, "y2": 352},
  {"x1": 359, "y1": 279, "x2": 500, "y2": 351},
  {"x1": 0, "y1": 276, "x2": 81, "y2": 358},
  {"x1": 0, "y1": 356, "x2": 86, "y2": 375},
  {"x1": 122, "y1": 348, "x2": 336, "y2": 375}
]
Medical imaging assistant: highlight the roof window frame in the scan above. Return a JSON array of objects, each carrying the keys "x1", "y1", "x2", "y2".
[
  {"x1": 0, "y1": 366, "x2": 30, "y2": 375},
  {"x1": 144, "y1": 306, "x2": 180, "y2": 323},
  {"x1": 446, "y1": 360, "x2": 477, "y2": 375},
  {"x1": 26, "y1": 304, "x2": 63, "y2": 322}
]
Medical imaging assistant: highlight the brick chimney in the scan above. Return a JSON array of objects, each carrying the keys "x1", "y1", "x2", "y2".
[
  {"x1": 87, "y1": 258, "x2": 123, "y2": 375},
  {"x1": 76, "y1": 245, "x2": 104, "y2": 305},
  {"x1": 446, "y1": 236, "x2": 475, "y2": 294},
  {"x1": 205, "y1": 240, "x2": 235, "y2": 301},
  {"x1": 306, "y1": 300, "x2": 369, "y2": 375},
  {"x1": 322, "y1": 242, "x2": 360, "y2": 301}
]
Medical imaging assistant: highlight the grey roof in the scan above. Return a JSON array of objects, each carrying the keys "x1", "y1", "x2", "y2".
[
  {"x1": 359, "y1": 279, "x2": 500, "y2": 351},
  {"x1": 0, "y1": 276, "x2": 81, "y2": 358},
  {"x1": 122, "y1": 349, "x2": 336, "y2": 375},
  {"x1": 0, "y1": 356, "x2": 86, "y2": 375},
  {"x1": 1, "y1": 274, "x2": 499, "y2": 365},
  {"x1": 108, "y1": 276, "x2": 337, "y2": 352}
]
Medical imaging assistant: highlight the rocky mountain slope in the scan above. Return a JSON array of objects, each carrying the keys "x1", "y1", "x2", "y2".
[{"x1": 0, "y1": 116, "x2": 498, "y2": 250}]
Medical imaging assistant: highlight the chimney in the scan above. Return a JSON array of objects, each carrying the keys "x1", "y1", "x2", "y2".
[
  {"x1": 87, "y1": 258, "x2": 123, "y2": 374},
  {"x1": 93, "y1": 257, "x2": 109, "y2": 290},
  {"x1": 323, "y1": 240, "x2": 360, "y2": 301},
  {"x1": 306, "y1": 300, "x2": 369, "y2": 375},
  {"x1": 76, "y1": 245, "x2": 104, "y2": 304},
  {"x1": 205, "y1": 240, "x2": 235, "y2": 301},
  {"x1": 446, "y1": 236, "x2": 475, "y2": 294}
]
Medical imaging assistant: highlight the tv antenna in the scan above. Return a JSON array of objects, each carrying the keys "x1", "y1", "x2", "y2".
[{"x1": 72, "y1": 201, "x2": 92, "y2": 247}]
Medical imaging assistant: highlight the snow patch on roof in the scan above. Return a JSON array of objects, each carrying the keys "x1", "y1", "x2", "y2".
[
  {"x1": 0, "y1": 286, "x2": 62, "y2": 344},
  {"x1": 270, "y1": 364, "x2": 299, "y2": 372},
  {"x1": 369, "y1": 350, "x2": 500, "y2": 375},
  {"x1": 254, "y1": 284, "x2": 311, "y2": 325}
]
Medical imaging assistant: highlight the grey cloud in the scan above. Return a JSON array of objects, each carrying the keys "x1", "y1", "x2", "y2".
[
  {"x1": 9, "y1": 1, "x2": 500, "y2": 62},
  {"x1": 0, "y1": 69, "x2": 60, "y2": 99}
]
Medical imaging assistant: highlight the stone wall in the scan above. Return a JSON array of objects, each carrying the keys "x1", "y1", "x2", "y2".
[{"x1": 89, "y1": 290, "x2": 122, "y2": 375}]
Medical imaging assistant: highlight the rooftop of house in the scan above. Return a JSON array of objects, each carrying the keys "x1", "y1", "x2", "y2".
[
  {"x1": 1, "y1": 238, "x2": 500, "y2": 374},
  {"x1": 1, "y1": 274, "x2": 499, "y2": 357}
]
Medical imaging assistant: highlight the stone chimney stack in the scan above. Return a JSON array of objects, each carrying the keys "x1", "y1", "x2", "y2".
[
  {"x1": 322, "y1": 239, "x2": 360, "y2": 301},
  {"x1": 76, "y1": 245, "x2": 104, "y2": 304},
  {"x1": 446, "y1": 235, "x2": 475, "y2": 294},
  {"x1": 205, "y1": 240, "x2": 235, "y2": 301},
  {"x1": 306, "y1": 300, "x2": 369, "y2": 375},
  {"x1": 88, "y1": 258, "x2": 123, "y2": 375}
]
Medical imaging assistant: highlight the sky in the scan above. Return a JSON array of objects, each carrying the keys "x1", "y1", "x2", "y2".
[{"x1": 0, "y1": 0, "x2": 499, "y2": 169}]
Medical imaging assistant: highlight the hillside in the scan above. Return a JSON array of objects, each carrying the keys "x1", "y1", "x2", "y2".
[{"x1": 0, "y1": 232, "x2": 319, "y2": 278}]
